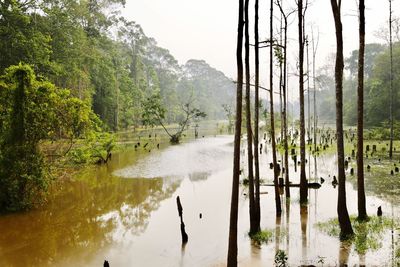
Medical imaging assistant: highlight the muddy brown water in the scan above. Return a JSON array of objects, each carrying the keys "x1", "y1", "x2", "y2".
[{"x1": 0, "y1": 135, "x2": 398, "y2": 266}]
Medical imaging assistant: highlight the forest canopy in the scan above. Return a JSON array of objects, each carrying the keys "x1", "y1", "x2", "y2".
[
  {"x1": 308, "y1": 42, "x2": 400, "y2": 134},
  {"x1": 0, "y1": 0, "x2": 235, "y2": 211},
  {"x1": 0, "y1": 0, "x2": 234, "y2": 131}
]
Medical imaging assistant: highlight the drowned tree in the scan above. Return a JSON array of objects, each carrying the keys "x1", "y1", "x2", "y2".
[{"x1": 142, "y1": 91, "x2": 206, "y2": 144}]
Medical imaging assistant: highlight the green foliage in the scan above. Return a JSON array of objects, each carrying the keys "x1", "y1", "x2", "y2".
[
  {"x1": 142, "y1": 91, "x2": 206, "y2": 144},
  {"x1": 316, "y1": 215, "x2": 398, "y2": 254},
  {"x1": 142, "y1": 91, "x2": 166, "y2": 128},
  {"x1": 0, "y1": 64, "x2": 101, "y2": 211},
  {"x1": 68, "y1": 132, "x2": 115, "y2": 164},
  {"x1": 249, "y1": 230, "x2": 273, "y2": 245},
  {"x1": 345, "y1": 43, "x2": 385, "y2": 78},
  {"x1": 0, "y1": 1, "x2": 52, "y2": 72},
  {"x1": 274, "y1": 250, "x2": 288, "y2": 267},
  {"x1": 0, "y1": 1, "x2": 233, "y2": 132},
  {"x1": 363, "y1": 121, "x2": 400, "y2": 140},
  {"x1": 313, "y1": 42, "x2": 399, "y2": 126}
]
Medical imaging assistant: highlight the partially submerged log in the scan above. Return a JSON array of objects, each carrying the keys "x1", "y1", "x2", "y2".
[{"x1": 261, "y1": 182, "x2": 321, "y2": 189}]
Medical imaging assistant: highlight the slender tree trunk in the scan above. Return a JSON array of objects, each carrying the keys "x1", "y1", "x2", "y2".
[
  {"x1": 227, "y1": 0, "x2": 244, "y2": 265},
  {"x1": 283, "y1": 22, "x2": 290, "y2": 198},
  {"x1": 277, "y1": 0, "x2": 290, "y2": 198},
  {"x1": 279, "y1": 13, "x2": 284, "y2": 141},
  {"x1": 306, "y1": 38, "x2": 311, "y2": 145},
  {"x1": 244, "y1": 0, "x2": 257, "y2": 234},
  {"x1": 357, "y1": 0, "x2": 368, "y2": 221},
  {"x1": 389, "y1": 0, "x2": 394, "y2": 159},
  {"x1": 330, "y1": 0, "x2": 354, "y2": 239},
  {"x1": 253, "y1": 0, "x2": 261, "y2": 231},
  {"x1": 270, "y1": 0, "x2": 282, "y2": 216},
  {"x1": 298, "y1": 0, "x2": 308, "y2": 203},
  {"x1": 312, "y1": 29, "x2": 318, "y2": 154}
]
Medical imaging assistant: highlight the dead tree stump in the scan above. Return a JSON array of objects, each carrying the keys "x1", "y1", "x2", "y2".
[{"x1": 176, "y1": 196, "x2": 188, "y2": 244}]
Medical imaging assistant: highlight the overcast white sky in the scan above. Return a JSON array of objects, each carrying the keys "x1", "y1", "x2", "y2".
[{"x1": 122, "y1": 0, "x2": 399, "y2": 99}]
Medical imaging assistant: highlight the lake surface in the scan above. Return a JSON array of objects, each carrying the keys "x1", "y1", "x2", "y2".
[{"x1": 0, "y1": 135, "x2": 398, "y2": 266}]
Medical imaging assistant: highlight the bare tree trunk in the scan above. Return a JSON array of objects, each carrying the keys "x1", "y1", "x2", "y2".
[
  {"x1": 330, "y1": 0, "x2": 354, "y2": 238},
  {"x1": 389, "y1": 0, "x2": 394, "y2": 159},
  {"x1": 312, "y1": 28, "x2": 318, "y2": 154},
  {"x1": 357, "y1": 0, "x2": 368, "y2": 221},
  {"x1": 227, "y1": 0, "x2": 244, "y2": 265},
  {"x1": 277, "y1": 0, "x2": 290, "y2": 198},
  {"x1": 244, "y1": 0, "x2": 257, "y2": 234},
  {"x1": 270, "y1": 0, "x2": 282, "y2": 216},
  {"x1": 279, "y1": 12, "x2": 284, "y2": 141},
  {"x1": 298, "y1": 0, "x2": 308, "y2": 203},
  {"x1": 306, "y1": 37, "x2": 311, "y2": 145},
  {"x1": 253, "y1": 0, "x2": 261, "y2": 231}
]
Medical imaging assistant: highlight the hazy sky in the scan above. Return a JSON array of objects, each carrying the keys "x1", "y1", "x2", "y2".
[{"x1": 122, "y1": 0, "x2": 399, "y2": 91}]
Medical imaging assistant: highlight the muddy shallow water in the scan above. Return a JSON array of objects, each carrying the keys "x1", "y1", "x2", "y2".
[{"x1": 0, "y1": 135, "x2": 398, "y2": 266}]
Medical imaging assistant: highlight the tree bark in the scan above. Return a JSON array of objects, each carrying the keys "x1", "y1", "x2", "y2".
[
  {"x1": 298, "y1": 0, "x2": 308, "y2": 203},
  {"x1": 312, "y1": 29, "x2": 318, "y2": 155},
  {"x1": 306, "y1": 37, "x2": 311, "y2": 145},
  {"x1": 270, "y1": 0, "x2": 282, "y2": 216},
  {"x1": 244, "y1": 0, "x2": 257, "y2": 234},
  {"x1": 389, "y1": 0, "x2": 394, "y2": 159},
  {"x1": 227, "y1": 0, "x2": 244, "y2": 265},
  {"x1": 357, "y1": 0, "x2": 368, "y2": 221},
  {"x1": 176, "y1": 196, "x2": 188, "y2": 243},
  {"x1": 330, "y1": 0, "x2": 354, "y2": 238},
  {"x1": 277, "y1": 0, "x2": 290, "y2": 198},
  {"x1": 253, "y1": 0, "x2": 261, "y2": 231}
]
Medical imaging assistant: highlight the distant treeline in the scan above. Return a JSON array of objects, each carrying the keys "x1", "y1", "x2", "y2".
[{"x1": 307, "y1": 43, "x2": 400, "y2": 130}]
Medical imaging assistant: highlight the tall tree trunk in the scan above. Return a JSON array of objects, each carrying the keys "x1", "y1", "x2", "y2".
[
  {"x1": 357, "y1": 0, "x2": 368, "y2": 221},
  {"x1": 253, "y1": 0, "x2": 261, "y2": 231},
  {"x1": 244, "y1": 0, "x2": 257, "y2": 234},
  {"x1": 330, "y1": 0, "x2": 354, "y2": 239},
  {"x1": 306, "y1": 38, "x2": 311, "y2": 145},
  {"x1": 227, "y1": 0, "x2": 244, "y2": 265},
  {"x1": 277, "y1": 0, "x2": 290, "y2": 198},
  {"x1": 298, "y1": 0, "x2": 308, "y2": 203},
  {"x1": 312, "y1": 29, "x2": 318, "y2": 154},
  {"x1": 279, "y1": 12, "x2": 284, "y2": 141},
  {"x1": 270, "y1": 0, "x2": 282, "y2": 216},
  {"x1": 389, "y1": 0, "x2": 394, "y2": 159}
]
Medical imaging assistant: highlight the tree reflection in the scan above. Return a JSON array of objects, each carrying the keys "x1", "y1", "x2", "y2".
[
  {"x1": 0, "y1": 173, "x2": 181, "y2": 266},
  {"x1": 300, "y1": 204, "x2": 308, "y2": 263}
]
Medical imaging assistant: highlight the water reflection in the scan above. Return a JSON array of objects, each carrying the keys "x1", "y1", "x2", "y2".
[
  {"x1": 274, "y1": 216, "x2": 282, "y2": 255},
  {"x1": 339, "y1": 241, "x2": 352, "y2": 266},
  {"x1": 189, "y1": 172, "x2": 210, "y2": 182},
  {"x1": 0, "y1": 165, "x2": 181, "y2": 266},
  {"x1": 0, "y1": 135, "x2": 398, "y2": 266},
  {"x1": 115, "y1": 137, "x2": 233, "y2": 179},
  {"x1": 300, "y1": 205, "x2": 308, "y2": 263}
]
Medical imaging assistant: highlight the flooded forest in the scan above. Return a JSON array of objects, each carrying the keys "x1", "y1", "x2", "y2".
[{"x1": 0, "y1": 0, "x2": 399, "y2": 266}]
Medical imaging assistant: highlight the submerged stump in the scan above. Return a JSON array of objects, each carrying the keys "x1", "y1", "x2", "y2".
[{"x1": 176, "y1": 196, "x2": 188, "y2": 244}]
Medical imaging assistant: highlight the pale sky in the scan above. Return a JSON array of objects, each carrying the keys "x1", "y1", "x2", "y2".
[{"x1": 122, "y1": 0, "x2": 399, "y2": 99}]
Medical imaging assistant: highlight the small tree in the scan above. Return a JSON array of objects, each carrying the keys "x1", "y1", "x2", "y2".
[
  {"x1": 222, "y1": 104, "x2": 235, "y2": 134},
  {"x1": 142, "y1": 91, "x2": 206, "y2": 144}
]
